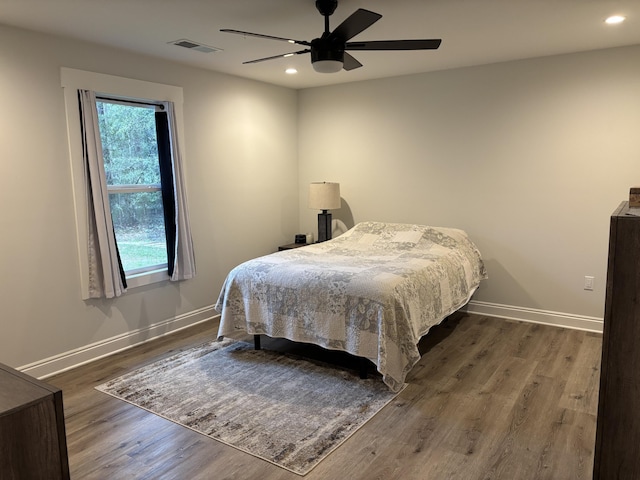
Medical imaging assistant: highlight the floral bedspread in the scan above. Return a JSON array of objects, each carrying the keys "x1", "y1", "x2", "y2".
[{"x1": 214, "y1": 222, "x2": 487, "y2": 391}]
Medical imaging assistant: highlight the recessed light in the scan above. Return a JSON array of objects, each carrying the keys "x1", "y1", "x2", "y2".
[
  {"x1": 285, "y1": 68, "x2": 298, "y2": 75},
  {"x1": 605, "y1": 15, "x2": 626, "y2": 25}
]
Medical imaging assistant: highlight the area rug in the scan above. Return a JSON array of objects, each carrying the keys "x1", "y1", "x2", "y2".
[{"x1": 95, "y1": 339, "x2": 403, "y2": 475}]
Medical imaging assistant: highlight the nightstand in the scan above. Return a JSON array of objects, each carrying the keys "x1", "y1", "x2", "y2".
[{"x1": 278, "y1": 243, "x2": 309, "y2": 251}]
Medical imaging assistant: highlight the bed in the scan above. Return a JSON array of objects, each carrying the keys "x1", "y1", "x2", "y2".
[{"x1": 214, "y1": 221, "x2": 487, "y2": 391}]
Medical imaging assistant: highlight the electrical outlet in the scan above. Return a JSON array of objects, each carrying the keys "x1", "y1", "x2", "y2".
[{"x1": 584, "y1": 276, "x2": 595, "y2": 291}]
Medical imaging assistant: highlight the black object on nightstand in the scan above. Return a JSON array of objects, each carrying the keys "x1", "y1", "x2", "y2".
[{"x1": 278, "y1": 243, "x2": 309, "y2": 251}]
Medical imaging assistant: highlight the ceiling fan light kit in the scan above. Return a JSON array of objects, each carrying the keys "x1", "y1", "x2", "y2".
[
  {"x1": 221, "y1": 0, "x2": 441, "y2": 74},
  {"x1": 313, "y1": 60, "x2": 343, "y2": 73}
]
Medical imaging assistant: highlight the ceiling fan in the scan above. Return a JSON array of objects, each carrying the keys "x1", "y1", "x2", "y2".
[{"x1": 221, "y1": 0, "x2": 442, "y2": 73}]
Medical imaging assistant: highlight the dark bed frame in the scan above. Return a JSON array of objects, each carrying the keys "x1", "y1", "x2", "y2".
[
  {"x1": 250, "y1": 310, "x2": 465, "y2": 383},
  {"x1": 253, "y1": 334, "x2": 371, "y2": 379}
]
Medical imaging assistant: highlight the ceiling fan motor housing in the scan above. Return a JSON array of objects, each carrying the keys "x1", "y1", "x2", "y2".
[{"x1": 311, "y1": 37, "x2": 344, "y2": 63}]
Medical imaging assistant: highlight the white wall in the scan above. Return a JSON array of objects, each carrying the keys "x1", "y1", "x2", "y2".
[
  {"x1": 3, "y1": 22, "x2": 638, "y2": 374},
  {"x1": 298, "y1": 44, "x2": 640, "y2": 328},
  {"x1": 0, "y1": 25, "x2": 298, "y2": 373}
]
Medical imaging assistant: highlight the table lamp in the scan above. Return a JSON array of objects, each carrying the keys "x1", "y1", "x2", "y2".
[{"x1": 308, "y1": 182, "x2": 341, "y2": 242}]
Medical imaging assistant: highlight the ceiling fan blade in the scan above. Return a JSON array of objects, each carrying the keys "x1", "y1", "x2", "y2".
[
  {"x1": 220, "y1": 29, "x2": 310, "y2": 47},
  {"x1": 346, "y1": 39, "x2": 442, "y2": 50},
  {"x1": 242, "y1": 49, "x2": 311, "y2": 65},
  {"x1": 342, "y1": 52, "x2": 363, "y2": 71},
  {"x1": 328, "y1": 8, "x2": 382, "y2": 42}
]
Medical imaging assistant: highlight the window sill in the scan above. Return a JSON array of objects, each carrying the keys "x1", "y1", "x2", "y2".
[{"x1": 126, "y1": 268, "x2": 169, "y2": 289}]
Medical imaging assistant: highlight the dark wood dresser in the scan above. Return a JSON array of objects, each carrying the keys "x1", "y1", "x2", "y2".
[
  {"x1": 0, "y1": 362, "x2": 70, "y2": 479},
  {"x1": 593, "y1": 201, "x2": 640, "y2": 479}
]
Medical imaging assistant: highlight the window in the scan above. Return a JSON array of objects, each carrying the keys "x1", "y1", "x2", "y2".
[
  {"x1": 96, "y1": 98, "x2": 168, "y2": 275},
  {"x1": 62, "y1": 68, "x2": 195, "y2": 299}
]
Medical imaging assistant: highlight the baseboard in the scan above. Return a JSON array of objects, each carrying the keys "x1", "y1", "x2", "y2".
[
  {"x1": 19, "y1": 305, "x2": 220, "y2": 380},
  {"x1": 464, "y1": 300, "x2": 603, "y2": 333},
  {"x1": 19, "y1": 301, "x2": 601, "y2": 380}
]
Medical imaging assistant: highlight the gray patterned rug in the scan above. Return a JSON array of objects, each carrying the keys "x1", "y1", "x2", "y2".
[{"x1": 95, "y1": 339, "x2": 403, "y2": 476}]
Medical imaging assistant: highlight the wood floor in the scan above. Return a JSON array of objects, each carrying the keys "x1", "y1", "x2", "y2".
[{"x1": 47, "y1": 314, "x2": 601, "y2": 479}]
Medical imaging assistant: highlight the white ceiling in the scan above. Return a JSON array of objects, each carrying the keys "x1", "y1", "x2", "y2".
[{"x1": 1, "y1": 0, "x2": 638, "y2": 89}]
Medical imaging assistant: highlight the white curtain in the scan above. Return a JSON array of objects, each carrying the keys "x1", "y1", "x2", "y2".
[
  {"x1": 78, "y1": 89, "x2": 127, "y2": 298},
  {"x1": 166, "y1": 102, "x2": 196, "y2": 281}
]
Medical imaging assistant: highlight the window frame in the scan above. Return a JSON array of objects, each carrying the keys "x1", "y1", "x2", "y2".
[{"x1": 61, "y1": 68, "x2": 186, "y2": 298}]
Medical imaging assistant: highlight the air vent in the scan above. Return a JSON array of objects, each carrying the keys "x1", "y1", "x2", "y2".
[{"x1": 169, "y1": 39, "x2": 222, "y2": 54}]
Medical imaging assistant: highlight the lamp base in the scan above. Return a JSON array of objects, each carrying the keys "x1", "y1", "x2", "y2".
[{"x1": 317, "y1": 211, "x2": 332, "y2": 242}]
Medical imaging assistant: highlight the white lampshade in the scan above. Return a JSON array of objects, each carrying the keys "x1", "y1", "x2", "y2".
[{"x1": 309, "y1": 182, "x2": 341, "y2": 210}]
